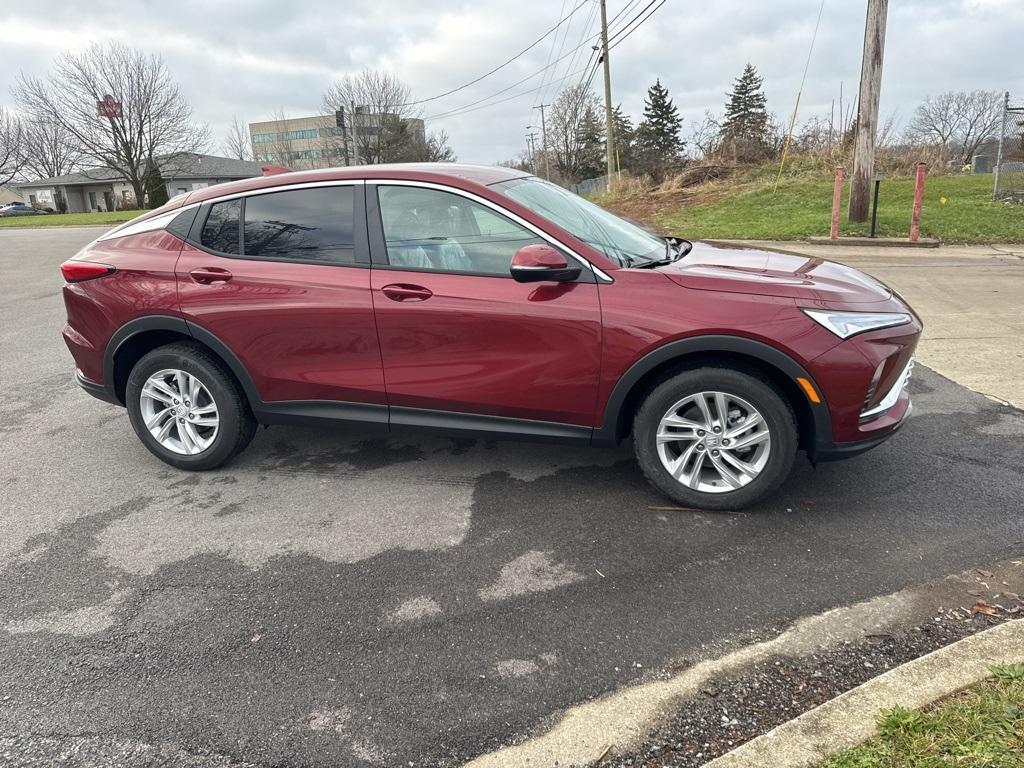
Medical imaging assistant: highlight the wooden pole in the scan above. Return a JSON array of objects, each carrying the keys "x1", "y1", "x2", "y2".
[
  {"x1": 830, "y1": 166, "x2": 844, "y2": 240},
  {"x1": 848, "y1": 0, "x2": 888, "y2": 222},
  {"x1": 600, "y1": 0, "x2": 615, "y2": 192},
  {"x1": 909, "y1": 162, "x2": 926, "y2": 242}
]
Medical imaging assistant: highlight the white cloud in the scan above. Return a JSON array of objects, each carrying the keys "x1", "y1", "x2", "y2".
[{"x1": 1, "y1": 0, "x2": 1021, "y2": 164}]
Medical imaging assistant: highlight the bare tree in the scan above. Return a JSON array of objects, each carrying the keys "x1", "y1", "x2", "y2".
[
  {"x1": 0, "y1": 107, "x2": 26, "y2": 187},
  {"x1": 687, "y1": 111, "x2": 721, "y2": 160},
  {"x1": 907, "y1": 90, "x2": 1004, "y2": 165},
  {"x1": 15, "y1": 42, "x2": 208, "y2": 207},
  {"x1": 254, "y1": 108, "x2": 302, "y2": 167},
  {"x1": 17, "y1": 117, "x2": 82, "y2": 179},
  {"x1": 222, "y1": 115, "x2": 252, "y2": 161},
  {"x1": 547, "y1": 84, "x2": 604, "y2": 183},
  {"x1": 321, "y1": 70, "x2": 423, "y2": 164}
]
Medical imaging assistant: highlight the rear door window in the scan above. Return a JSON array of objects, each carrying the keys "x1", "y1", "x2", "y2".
[
  {"x1": 200, "y1": 199, "x2": 241, "y2": 254},
  {"x1": 242, "y1": 186, "x2": 356, "y2": 264}
]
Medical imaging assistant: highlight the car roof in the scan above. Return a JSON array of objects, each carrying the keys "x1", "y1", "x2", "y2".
[{"x1": 178, "y1": 163, "x2": 533, "y2": 208}]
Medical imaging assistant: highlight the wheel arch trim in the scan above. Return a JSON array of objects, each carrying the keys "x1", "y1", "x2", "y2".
[
  {"x1": 592, "y1": 335, "x2": 832, "y2": 452},
  {"x1": 102, "y1": 315, "x2": 262, "y2": 407}
]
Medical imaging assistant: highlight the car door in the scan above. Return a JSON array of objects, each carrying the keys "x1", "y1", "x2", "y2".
[
  {"x1": 367, "y1": 181, "x2": 602, "y2": 432},
  {"x1": 175, "y1": 182, "x2": 387, "y2": 417}
]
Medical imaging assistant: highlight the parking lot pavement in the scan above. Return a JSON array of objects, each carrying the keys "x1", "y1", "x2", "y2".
[{"x1": 2, "y1": 228, "x2": 1023, "y2": 767}]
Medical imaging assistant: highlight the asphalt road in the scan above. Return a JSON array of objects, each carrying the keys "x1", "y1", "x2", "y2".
[{"x1": 2, "y1": 227, "x2": 1023, "y2": 767}]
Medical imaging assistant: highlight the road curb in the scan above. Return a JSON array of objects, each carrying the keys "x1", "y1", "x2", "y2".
[{"x1": 705, "y1": 619, "x2": 1024, "y2": 768}]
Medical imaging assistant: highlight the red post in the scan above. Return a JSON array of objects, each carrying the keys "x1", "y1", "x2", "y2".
[
  {"x1": 909, "y1": 162, "x2": 926, "y2": 242},
  {"x1": 830, "y1": 166, "x2": 844, "y2": 240}
]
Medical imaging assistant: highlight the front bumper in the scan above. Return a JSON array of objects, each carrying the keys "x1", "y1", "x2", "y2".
[{"x1": 814, "y1": 390, "x2": 912, "y2": 462}]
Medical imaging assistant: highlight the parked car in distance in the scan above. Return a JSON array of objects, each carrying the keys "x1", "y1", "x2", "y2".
[
  {"x1": 0, "y1": 202, "x2": 48, "y2": 216},
  {"x1": 59, "y1": 164, "x2": 921, "y2": 509}
]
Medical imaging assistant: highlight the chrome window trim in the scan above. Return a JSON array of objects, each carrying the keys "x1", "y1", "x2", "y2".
[
  {"x1": 861, "y1": 356, "x2": 914, "y2": 420},
  {"x1": 95, "y1": 176, "x2": 614, "y2": 283},
  {"x1": 368, "y1": 179, "x2": 612, "y2": 282},
  {"x1": 96, "y1": 179, "x2": 366, "y2": 243}
]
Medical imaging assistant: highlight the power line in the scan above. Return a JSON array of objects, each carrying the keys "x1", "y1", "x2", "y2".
[
  {"x1": 425, "y1": 62, "x2": 593, "y2": 121},
  {"x1": 532, "y1": 0, "x2": 573, "y2": 111},
  {"x1": 608, "y1": 0, "x2": 667, "y2": 51},
  {"x1": 424, "y1": 0, "x2": 647, "y2": 123},
  {"x1": 424, "y1": 24, "x2": 611, "y2": 121},
  {"x1": 399, "y1": 0, "x2": 592, "y2": 106}
]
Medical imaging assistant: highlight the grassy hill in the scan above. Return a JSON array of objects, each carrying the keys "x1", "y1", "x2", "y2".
[{"x1": 596, "y1": 166, "x2": 1023, "y2": 243}]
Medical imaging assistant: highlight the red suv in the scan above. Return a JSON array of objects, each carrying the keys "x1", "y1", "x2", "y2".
[{"x1": 60, "y1": 164, "x2": 920, "y2": 509}]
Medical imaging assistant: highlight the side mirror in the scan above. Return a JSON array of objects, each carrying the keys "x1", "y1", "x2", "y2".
[{"x1": 510, "y1": 244, "x2": 581, "y2": 283}]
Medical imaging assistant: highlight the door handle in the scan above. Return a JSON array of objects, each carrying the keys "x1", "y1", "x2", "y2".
[
  {"x1": 190, "y1": 267, "x2": 233, "y2": 284},
  {"x1": 381, "y1": 283, "x2": 433, "y2": 302}
]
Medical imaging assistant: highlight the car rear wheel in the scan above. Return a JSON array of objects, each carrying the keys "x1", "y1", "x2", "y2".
[
  {"x1": 633, "y1": 367, "x2": 797, "y2": 510},
  {"x1": 126, "y1": 342, "x2": 257, "y2": 470}
]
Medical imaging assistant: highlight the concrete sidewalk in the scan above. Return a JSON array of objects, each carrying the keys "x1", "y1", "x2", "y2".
[{"x1": 726, "y1": 241, "x2": 1024, "y2": 409}]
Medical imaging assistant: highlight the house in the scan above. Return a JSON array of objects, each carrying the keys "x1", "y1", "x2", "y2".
[
  {"x1": 16, "y1": 153, "x2": 262, "y2": 213},
  {"x1": 0, "y1": 186, "x2": 22, "y2": 205}
]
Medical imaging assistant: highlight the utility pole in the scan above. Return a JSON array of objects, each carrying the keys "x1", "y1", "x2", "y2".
[
  {"x1": 534, "y1": 104, "x2": 551, "y2": 180},
  {"x1": 848, "y1": 0, "x2": 888, "y2": 222},
  {"x1": 349, "y1": 101, "x2": 361, "y2": 165},
  {"x1": 599, "y1": 0, "x2": 615, "y2": 190},
  {"x1": 526, "y1": 130, "x2": 539, "y2": 173}
]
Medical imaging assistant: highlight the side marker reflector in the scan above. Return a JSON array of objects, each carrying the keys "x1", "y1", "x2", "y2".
[{"x1": 796, "y1": 377, "x2": 821, "y2": 404}]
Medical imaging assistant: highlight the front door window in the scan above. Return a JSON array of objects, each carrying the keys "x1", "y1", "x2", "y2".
[{"x1": 376, "y1": 185, "x2": 543, "y2": 276}]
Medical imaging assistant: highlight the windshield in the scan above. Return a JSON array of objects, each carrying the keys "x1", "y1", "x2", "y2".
[{"x1": 493, "y1": 177, "x2": 666, "y2": 267}]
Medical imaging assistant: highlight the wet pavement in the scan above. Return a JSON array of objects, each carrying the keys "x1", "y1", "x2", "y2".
[{"x1": 2, "y1": 228, "x2": 1023, "y2": 767}]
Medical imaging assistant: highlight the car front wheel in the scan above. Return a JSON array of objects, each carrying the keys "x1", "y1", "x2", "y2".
[
  {"x1": 126, "y1": 342, "x2": 257, "y2": 470},
  {"x1": 633, "y1": 368, "x2": 797, "y2": 510}
]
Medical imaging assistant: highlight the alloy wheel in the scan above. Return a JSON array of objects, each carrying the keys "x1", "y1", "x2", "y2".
[
  {"x1": 655, "y1": 390, "x2": 771, "y2": 493},
  {"x1": 139, "y1": 368, "x2": 219, "y2": 455}
]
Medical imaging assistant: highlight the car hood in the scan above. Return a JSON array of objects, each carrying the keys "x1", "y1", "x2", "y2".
[{"x1": 658, "y1": 241, "x2": 892, "y2": 304}]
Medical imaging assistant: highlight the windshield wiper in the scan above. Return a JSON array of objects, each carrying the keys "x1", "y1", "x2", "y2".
[{"x1": 634, "y1": 238, "x2": 693, "y2": 268}]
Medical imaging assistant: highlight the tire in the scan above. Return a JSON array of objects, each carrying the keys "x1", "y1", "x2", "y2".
[
  {"x1": 633, "y1": 367, "x2": 797, "y2": 511},
  {"x1": 125, "y1": 341, "x2": 257, "y2": 471}
]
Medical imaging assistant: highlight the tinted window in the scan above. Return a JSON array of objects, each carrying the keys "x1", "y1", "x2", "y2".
[
  {"x1": 167, "y1": 207, "x2": 198, "y2": 240},
  {"x1": 377, "y1": 186, "x2": 542, "y2": 275},
  {"x1": 201, "y1": 199, "x2": 240, "y2": 254},
  {"x1": 243, "y1": 186, "x2": 356, "y2": 264}
]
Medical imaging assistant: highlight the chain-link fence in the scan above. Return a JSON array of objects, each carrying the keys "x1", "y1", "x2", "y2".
[
  {"x1": 570, "y1": 175, "x2": 609, "y2": 197},
  {"x1": 994, "y1": 92, "x2": 1024, "y2": 201}
]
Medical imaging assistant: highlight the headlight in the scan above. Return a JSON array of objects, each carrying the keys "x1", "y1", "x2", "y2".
[{"x1": 801, "y1": 309, "x2": 911, "y2": 339}]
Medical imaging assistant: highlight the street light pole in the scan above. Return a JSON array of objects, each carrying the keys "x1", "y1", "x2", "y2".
[{"x1": 534, "y1": 104, "x2": 551, "y2": 180}]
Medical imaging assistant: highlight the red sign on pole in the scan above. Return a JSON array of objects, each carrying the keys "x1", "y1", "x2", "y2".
[{"x1": 96, "y1": 94, "x2": 122, "y2": 118}]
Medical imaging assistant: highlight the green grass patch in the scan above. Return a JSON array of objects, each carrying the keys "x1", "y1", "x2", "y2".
[
  {"x1": 645, "y1": 172, "x2": 1023, "y2": 243},
  {"x1": 0, "y1": 210, "x2": 144, "y2": 229},
  {"x1": 819, "y1": 663, "x2": 1024, "y2": 767}
]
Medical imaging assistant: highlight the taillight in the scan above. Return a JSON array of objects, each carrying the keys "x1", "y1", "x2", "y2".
[{"x1": 61, "y1": 261, "x2": 115, "y2": 283}]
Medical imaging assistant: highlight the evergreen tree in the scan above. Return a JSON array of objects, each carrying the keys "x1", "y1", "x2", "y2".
[
  {"x1": 636, "y1": 79, "x2": 684, "y2": 161},
  {"x1": 610, "y1": 104, "x2": 636, "y2": 172},
  {"x1": 143, "y1": 160, "x2": 169, "y2": 208},
  {"x1": 720, "y1": 63, "x2": 769, "y2": 155}
]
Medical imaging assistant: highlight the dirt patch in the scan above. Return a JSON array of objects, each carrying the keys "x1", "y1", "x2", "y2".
[
  {"x1": 601, "y1": 189, "x2": 729, "y2": 228},
  {"x1": 592, "y1": 598, "x2": 1023, "y2": 767}
]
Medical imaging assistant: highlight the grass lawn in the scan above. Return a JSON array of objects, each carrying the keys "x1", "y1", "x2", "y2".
[
  {"x1": 819, "y1": 663, "x2": 1024, "y2": 767},
  {"x1": 0, "y1": 210, "x2": 144, "y2": 229},
  {"x1": 602, "y1": 170, "x2": 1024, "y2": 243}
]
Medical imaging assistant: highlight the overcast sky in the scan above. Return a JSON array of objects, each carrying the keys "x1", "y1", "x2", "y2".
[{"x1": 1, "y1": 0, "x2": 1021, "y2": 164}]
